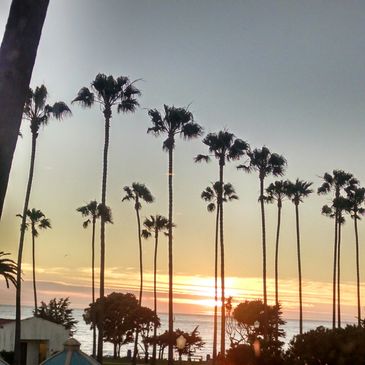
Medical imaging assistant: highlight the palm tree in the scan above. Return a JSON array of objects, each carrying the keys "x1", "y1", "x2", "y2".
[
  {"x1": 237, "y1": 146, "x2": 286, "y2": 338},
  {"x1": 266, "y1": 180, "x2": 289, "y2": 339},
  {"x1": 201, "y1": 181, "x2": 238, "y2": 362},
  {"x1": 17, "y1": 208, "x2": 51, "y2": 314},
  {"x1": 122, "y1": 182, "x2": 154, "y2": 364},
  {"x1": 345, "y1": 185, "x2": 365, "y2": 326},
  {"x1": 77, "y1": 200, "x2": 112, "y2": 357},
  {"x1": 141, "y1": 214, "x2": 169, "y2": 365},
  {"x1": 73, "y1": 74, "x2": 140, "y2": 363},
  {"x1": 148, "y1": 105, "x2": 203, "y2": 365},
  {"x1": 317, "y1": 170, "x2": 358, "y2": 328},
  {"x1": 0, "y1": 252, "x2": 17, "y2": 288},
  {"x1": 0, "y1": 0, "x2": 50, "y2": 222},
  {"x1": 14, "y1": 85, "x2": 70, "y2": 362},
  {"x1": 196, "y1": 130, "x2": 248, "y2": 357},
  {"x1": 287, "y1": 179, "x2": 313, "y2": 335}
]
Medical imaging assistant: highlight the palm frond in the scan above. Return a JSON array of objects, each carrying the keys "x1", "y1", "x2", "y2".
[
  {"x1": 194, "y1": 154, "x2": 210, "y2": 163},
  {"x1": 72, "y1": 87, "x2": 94, "y2": 107},
  {"x1": 49, "y1": 102, "x2": 72, "y2": 120}
]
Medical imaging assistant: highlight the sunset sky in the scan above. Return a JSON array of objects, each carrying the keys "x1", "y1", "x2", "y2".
[{"x1": 1, "y1": 0, "x2": 365, "y2": 322}]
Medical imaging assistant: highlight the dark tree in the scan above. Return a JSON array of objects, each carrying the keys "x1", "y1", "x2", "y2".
[
  {"x1": 0, "y1": 251, "x2": 17, "y2": 288},
  {"x1": 148, "y1": 105, "x2": 203, "y2": 365},
  {"x1": 74, "y1": 74, "x2": 141, "y2": 363},
  {"x1": 35, "y1": 297, "x2": 78, "y2": 333},
  {"x1": 196, "y1": 130, "x2": 248, "y2": 358},
  {"x1": 0, "y1": 0, "x2": 49, "y2": 223}
]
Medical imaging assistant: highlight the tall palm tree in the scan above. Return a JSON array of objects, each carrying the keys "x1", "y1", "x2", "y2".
[
  {"x1": 14, "y1": 85, "x2": 70, "y2": 361},
  {"x1": 266, "y1": 180, "x2": 289, "y2": 339},
  {"x1": 201, "y1": 181, "x2": 238, "y2": 362},
  {"x1": 77, "y1": 200, "x2": 112, "y2": 357},
  {"x1": 317, "y1": 170, "x2": 358, "y2": 329},
  {"x1": 141, "y1": 214, "x2": 169, "y2": 365},
  {"x1": 122, "y1": 182, "x2": 154, "y2": 365},
  {"x1": 73, "y1": 74, "x2": 140, "y2": 363},
  {"x1": 345, "y1": 185, "x2": 365, "y2": 326},
  {"x1": 0, "y1": 252, "x2": 17, "y2": 288},
  {"x1": 237, "y1": 146, "x2": 286, "y2": 338},
  {"x1": 196, "y1": 130, "x2": 248, "y2": 357},
  {"x1": 0, "y1": 0, "x2": 50, "y2": 222},
  {"x1": 17, "y1": 208, "x2": 51, "y2": 314},
  {"x1": 148, "y1": 105, "x2": 203, "y2": 365},
  {"x1": 287, "y1": 179, "x2": 313, "y2": 335}
]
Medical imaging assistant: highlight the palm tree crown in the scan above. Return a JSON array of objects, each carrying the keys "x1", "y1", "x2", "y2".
[
  {"x1": 23, "y1": 85, "x2": 71, "y2": 135},
  {"x1": 23, "y1": 208, "x2": 51, "y2": 235},
  {"x1": 0, "y1": 252, "x2": 17, "y2": 288},
  {"x1": 148, "y1": 105, "x2": 203, "y2": 149},
  {"x1": 287, "y1": 179, "x2": 313, "y2": 205},
  {"x1": 141, "y1": 215, "x2": 170, "y2": 239},
  {"x1": 72, "y1": 74, "x2": 141, "y2": 114},
  {"x1": 77, "y1": 200, "x2": 112, "y2": 228},
  {"x1": 201, "y1": 181, "x2": 239, "y2": 212},
  {"x1": 266, "y1": 180, "x2": 290, "y2": 207},
  {"x1": 122, "y1": 183, "x2": 154, "y2": 209}
]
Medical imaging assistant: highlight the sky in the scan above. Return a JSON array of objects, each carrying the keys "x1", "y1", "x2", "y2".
[{"x1": 1, "y1": 0, "x2": 365, "y2": 322}]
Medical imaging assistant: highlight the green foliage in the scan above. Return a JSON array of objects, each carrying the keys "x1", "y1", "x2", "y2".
[
  {"x1": 0, "y1": 252, "x2": 17, "y2": 288},
  {"x1": 285, "y1": 325, "x2": 365, "y2": 365},
  {"x1": 34, "y1": 297, "x2": 78, "y2": 332}
]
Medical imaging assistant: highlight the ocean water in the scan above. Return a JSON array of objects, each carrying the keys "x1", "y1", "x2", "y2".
[{"x1": 0, "y1": 305, "x2": 336, "y2": 358}]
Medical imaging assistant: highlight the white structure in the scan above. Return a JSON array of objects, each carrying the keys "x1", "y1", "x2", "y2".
[
  {"x1": 40, "y1": 338, "x2": 100, "y2": 365},
  {"x1": 0, "y1": 317, "x2": 70, "y2": 365}
]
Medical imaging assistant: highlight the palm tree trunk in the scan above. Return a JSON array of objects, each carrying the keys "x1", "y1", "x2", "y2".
[
  {"x1": 213, "y1": 203, "x2": 219, "y2": 365},
  {"x1": 167, "y1": 145, "x2": 174, "y2": 365},
  {"x1": 337, "y1": 217, "x2": 342, "y2": 328},
  {"x1": 97, "y1": 107, "x2": 111, "y2": 364},
  {"x1": 219, "y1": 162, "x2": 225, "y2": 357},
  {"x1": 274, "y1": 202, "x2": 282, "y2": 341},
  {"x1": 354, "y1": 216, "x2": 361, "y2": 326},
  {"x1": 152, "y1": 230, "x2": 158, "y2": 365},
  {"x1": 132, "y1": 206, "x2": 143, "y2": 365},
  {"x1": 32, "y1": 228, "x2": 37, "y2": 314},
  {"x1": 259, "y1": 176, "x2": 268, "y2": 340},
  {"x1": 14, "y1": 132, "x2": 37, "y2": 364},
  {"x1": 92, "y1": 217, "x2": 96, "y2": 357},
  {"x1": 0, "y1": 0, "x2": 49, "y2": 220},
  {"x1": 332, "y1": 214, "x2": 338, "y2": 329},
  {"x1": 295, "y1": 203, "x2": 303, "y2": 335}
]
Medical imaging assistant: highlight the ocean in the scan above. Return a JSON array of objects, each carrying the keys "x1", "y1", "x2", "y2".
[{"x1": 0, "y1": 305, "x2": 340, "y2": 358}]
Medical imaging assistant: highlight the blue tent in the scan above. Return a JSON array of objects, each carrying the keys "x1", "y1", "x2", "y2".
[{"x1": 40, "y1": 338, "x2": 100, "y2": 365}]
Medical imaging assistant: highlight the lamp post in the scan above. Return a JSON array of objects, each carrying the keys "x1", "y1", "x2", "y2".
[{"x1": 176, "y1": 334, "x2": 186, "y2": 365}]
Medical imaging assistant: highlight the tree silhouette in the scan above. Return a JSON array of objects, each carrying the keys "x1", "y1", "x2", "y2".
[
  {"x1": 141, "y1": 214, "x2": 169, "y2": 365},
  {"x1": 0, "y1": 0, "x2": 49, "y2": 224},
  {"x1": 73, "y1": 73, "x2": 140, "y2": 363},
  {"x1": 201, "y1": 181, "x2": 238, "y2": 360},
  {"x1": 318, "y1": 170, "x2": 358, "y2": 328},
  {"x1": 77, "y1": 200, "x2": 112, "y2": 357},
  {"x1": 237, "y1": 146, "x2": 286, "y2": 339},
  {"x1": 122, "y1": 182, "x2": 154, "y2": 364},
  {"x1": 345, "y1": 185, "x2": 365, "y2": 326},
  {"x1": 196, "y1": 130, "x2": 248, "y2": 358},
  {"x1": 17, "y1": 208, "x2": 51, "y2": 314},
  {"x1": 266, "y1": 180, "x2": 289, "y2": 340},
  {"x1": 148, "y1": 104, "x2": 202, "y2": 365},
  {"x1": 0, "y1": 252, "x2": 17, "y2": 288},
  {"x1": 15, "y1": 85, "x2": 70, "y2": 361},
  {"x1": 287, "y1": 179, "x2": 313, "y2": 335}
]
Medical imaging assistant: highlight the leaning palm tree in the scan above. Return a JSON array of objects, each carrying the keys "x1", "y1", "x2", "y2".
[
  {"x1": 0, "y1": 252, "x2": 17, "y2": 288},
  {"x1": 195, "y1": 130, "x2": 248, "y2": 358},
  {"x1": 148, "y1": 105, "x2": 203, "y2": 365},
  {"x1": 317, "y1": 170, "x2": 358, "y2": 328},
  {"x1": 77, "y1": 200, "x2": 112, "y2": 357},
  {"x1": 266, "y1": 180, "x2": 289, "y2": 339},
  {"x1": 201, "y1": 181, "x2": 238, "y2": 362},
  {"x1": 345, "y1": 186, "x2": 365, "y2": 326},
  {"x1": 14, "y1": 85, "x2": 70, "y2": 361},
  {"x1": 141, "y1": 214, "x2": 169, "y2": 365},
  {"x1": 73, "y1": 74, "x2": 140, "y2": 363},
  {"x1": 122, "y1": 182, "x2": 154, "y2": 365},
  {"x1": 287, "y1": 179, "x2": 313, "y2": 335},
  {"x1": 17, "y1": 208, "x2": 51, "y2": 314},
  {"x1": 237, "y1": 146, "x2": 286, "y2": 338}
]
